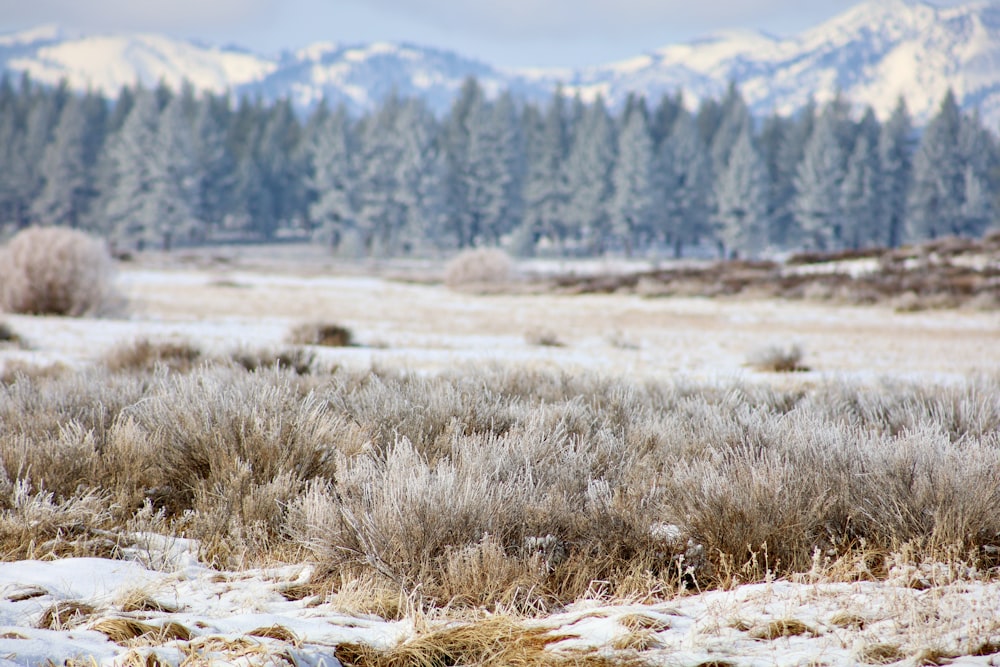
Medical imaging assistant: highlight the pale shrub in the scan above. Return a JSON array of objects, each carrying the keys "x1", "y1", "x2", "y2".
[
  {"x1": 444, "y1": 247, "x2": 512, "y2": 290},
  {"x1": 0, "y1": 227, "x2": 124, "y2": 316}
]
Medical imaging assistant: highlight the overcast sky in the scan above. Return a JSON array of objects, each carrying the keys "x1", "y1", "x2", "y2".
[{"x1": 0, "y1": 0, "x2": 968, "y2": 67}]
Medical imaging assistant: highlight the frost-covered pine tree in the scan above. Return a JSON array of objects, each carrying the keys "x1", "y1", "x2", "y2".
[
  {"x1": 523, "y1": 87, "x2": 570, "y2": 252},
  {"x1": 793, "y1": 103, "x2": 846, "y2": 251},
  {"x1": 877, "y1": 98, "x2": 913, "y2": 247},
  {"x1": 710, "y1": 82, "x2": 752, "y2": 172},
  {"x1": 308, "y1": 105, "x2": 357, "y2": 249},
  {"x1": 31, "y1": 94, "x2": 90, "y2": 228},
  {"x1": 713, "y1": 123, "x2": 768, "y2": 258},
  {"x1": 657, "y1": 110, "x2": 712, "y2": 257},
  {"x1": 564, "y1": 96, "x2": 615, "y2": 253},
  {"x1": 192, "y1": 94, "x2": 236, "y2": 238},
  {"x1": 907, "y1": 90, "x2": 964, "y2": 241},
  {"x1": 103, "y1": 88, "x2": 160, "y2": 247},
  {"x1": 609, "y1": 106, "x2": 655, "y2": 256},
  {"x1": 840, "y1": 133, "x2": 882, "y2": 249},
  {"x1": 769, "y1": 100, "x2": 815, "y2": 247},
  {"x1": 149, "y1": 93, "x2": 200, "y2": 249},
  {"x1": 392, "y1": 98, "x2": 441, "y2": 254}
]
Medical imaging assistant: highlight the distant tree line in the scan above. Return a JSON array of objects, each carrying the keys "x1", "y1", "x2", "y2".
[{"x1": 1, "y1": 73, "x2": 997, "y2": 258}]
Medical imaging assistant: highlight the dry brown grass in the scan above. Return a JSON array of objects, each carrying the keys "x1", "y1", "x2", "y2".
[
  {"x1": 546, "y1": 235, "x2": 1000, "y2": 310},
  {"x1": 0, "y1": 227, "x2": 125, "y2": 317},
  {"x1": 748, "y1": 618, "x2": 814, "y2": 640},
  {"x1": 745, "y1": 343, "x2": 808, "y2": 372},
  {"x1": 37, "y1": 601, "x2": 97, "y2": 630},
  {"x1": 102, "y1": 338, "x2": 203, "y2": 373},
  {"x1": 334, "y1": 616, "x2": 646, "y2": 667},
  {"x1": 287, "y1": 321, "x2": 353, "y2": 347},
  {"x1": 3, "y1": 361, "x2": 1000, "y2": 611}
]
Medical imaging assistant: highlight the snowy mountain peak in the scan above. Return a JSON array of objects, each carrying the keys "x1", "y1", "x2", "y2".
[{"x1": 1, "y1": 1, "x2": 999, "y2": 125}]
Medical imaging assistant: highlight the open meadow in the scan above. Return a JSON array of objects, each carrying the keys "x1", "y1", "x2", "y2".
[{"x1": 1, "y1": 243, "x2": 1000, "y2": 666}]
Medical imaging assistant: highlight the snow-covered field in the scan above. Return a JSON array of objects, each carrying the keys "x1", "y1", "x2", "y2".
[
  {"x1": 2, "y1": 256, "x2": 1000, "y2": 666},
  {"x1": 4, "y1": 259, "x2": 999, "y2": 383}
]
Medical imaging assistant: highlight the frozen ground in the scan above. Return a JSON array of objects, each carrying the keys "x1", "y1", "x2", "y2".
[
  {"x1": 1, "y1": 257, "x2": 1000, "y2": 665},
  {"x1": 1, "y1": 538, "x2": 1000, "y2": 666},
  {"x1": 2, "y1": 261, "x2": 999, "y2": 383}
]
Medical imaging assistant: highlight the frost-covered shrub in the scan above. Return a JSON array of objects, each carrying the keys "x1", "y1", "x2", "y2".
[
  {"x1": 0, "y1": 227, "x2": 124, "y2": 317},
  {"x1": 444, "y1": 248, "x2": 512, "y2": 290},
  {"x1": 746, "y1": 343, "x2": 808, "y2": 372}
]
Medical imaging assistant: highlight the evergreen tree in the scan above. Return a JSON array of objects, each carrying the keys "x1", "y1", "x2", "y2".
[
  {"x1": 877, "y1": 98, "x2": 913, "y2": 247},
  {"x1": 840, "y1": 133, "x2": 882, "y2": 249},
  {"x1": 770, "y1": 100, "x2": 816, "y2": 246},
  {"x1": 609, "y1": 106, "x2": 655, "y2": 256},
  {"x1": 31, "y1": 94, "x2": 90, "y2": 227},
  {"x1": 907, "y1": 90, "x2": 964, "y2": 241},
  {"x1": 657, "y1": 110, "x2": 712, "y2": 257},
  {"x1": 710, "y1": 82, "x2": 752, "y2": 172},
  {"x1": 192, "y1": 93, "x2": 236, "y2": 237},
  {"x1": 564, "y1": 96, "x2": 615, "y2": 253},
  {"x1": 713, "y1": 124, "x2": 768, "y2": 258},
  {"x1": 308, "y1": 105, "x2": 357, "y2": 249},
  {"x1": 523, "y1": 87, "x2": 570, "y2": 251},
  {"x1": 794, "y1": 102, "x2": 846, "y2": 250}
]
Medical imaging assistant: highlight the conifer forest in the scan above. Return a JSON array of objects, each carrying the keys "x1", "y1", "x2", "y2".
[{"x1": 1, "y1": 74, "x2": 997, "y2": 258}]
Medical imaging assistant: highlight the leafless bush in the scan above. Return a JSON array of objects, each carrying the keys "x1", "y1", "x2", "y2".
[
  {"x1": 102, "y1": 338, "x2": 203, "y2": 373},
  {"x1": 0, "y1": 227, "x2": 125, "y2": 317},
  {"x1": 524, "y1": 328, "x2": 564, "y2": 347},
  {"x1": 0, "y1": 321, "x2": 20, "y2": 345},
  {"x1": 230, "y1": 346, "x2": 317, "y2": 375},
  {"x1": 444, "y1": 248, "x2": 512, "y2": 290},
  {"x1": 746, "y1": 343, "x2": 808, "y2": 372},
  {"x1": 287, "y1": 321, "x2": 353, "y2": 347}
]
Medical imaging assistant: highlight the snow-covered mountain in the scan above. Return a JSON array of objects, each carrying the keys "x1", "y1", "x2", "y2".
[{"x1": 2, "y1": 0, "x2": 999, "y2": 124}]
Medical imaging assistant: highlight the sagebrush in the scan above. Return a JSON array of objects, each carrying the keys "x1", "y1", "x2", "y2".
[
  {"x1": 0, "y1": 227, "x2": 125, "y2": 317},
  {"x1": 1, "y1": 358, "x2": 999, "y2": 611}
]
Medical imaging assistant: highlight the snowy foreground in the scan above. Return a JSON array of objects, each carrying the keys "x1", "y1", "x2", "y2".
[
  {"x1": 3, "y1": 262, "x2": 1000, "y2": 665},
  {"x1": 1, "y1": 536, "x2": 999, "y2": 666}
]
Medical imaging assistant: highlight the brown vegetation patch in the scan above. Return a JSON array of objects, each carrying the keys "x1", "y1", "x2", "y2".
[
  {"x1": 92, "y1": 617, "x2": 193, "y2": 644},
  {"x1": 544, "y1": 236, "x2": 1000, "y2": 310},
  {"x1": 335, "y1": 617, "x2": 647, "y2": 667},
  {"x1": 857, "y1": 643, "x2": 904, "y2": 664},
  {"x1": 103, "y1": 338, "x2": 203, "y2": 373},
  {"x1": 248, "y1": 624, "x2": 299, "y2": 643},
  {"x1": 748, "y1": 618, "x2": 814, "y2": 640},
  {"x1": 288, "y1": 321, "x2": 354, "y2": 347},
  {"x1": 37, "y1": 601, "x2": 97, "y2": 630}
]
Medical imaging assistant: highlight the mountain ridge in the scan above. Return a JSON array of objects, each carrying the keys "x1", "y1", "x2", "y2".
[{"x1": 2, "y1": 0, "x2": 999, "y2": 125}]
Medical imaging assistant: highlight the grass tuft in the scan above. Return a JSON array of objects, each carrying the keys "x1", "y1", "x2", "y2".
[
  {"x1": 287, "y1": 321, "x2": 353, "y2": 347},
  {"x1": 746, "y1": 343, "x2": 808, "y2": 372}
]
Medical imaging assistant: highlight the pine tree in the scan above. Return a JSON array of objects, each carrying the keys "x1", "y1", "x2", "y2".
[
  {"x1": 877, "y1": 98, "x2": 913, "y2": 247},
  {"x1": 713, "y1": 124, "x2": 768, "y2": 258},
  {"x1": 840, "y1": 133, "x2": 882, "y2": 249},
  {"x1": 564, "y1": 96, "x2": 615, "y2": 253},
  {"x1": 31, "y1": 94, "x2": 90, "y2": 227},
  {"x1": 609, "y1": 107, "x2": 655, "y2": 256},
  {"x1": 523, "y1": 87, "x2": 570, "y2": 252},
  {"x1": 907, "y1": 90, "x2": 964, "y2": 241},
  {"x1": 794, "y1": 103, "x2": 846, "y2": 251},
  {"x1": 192, "y1": 93, "x2": 236, "y2": 238},
  {"x1": 770, "y1": 99, "x2": 816, "y2": 247},
  {"x1": 710, "y1": 82, "x2": 752, "y2": 172},
  {"x1": 308, "y1": 105, "x2": 357, "y2": 249},
  {"x1": 657, "y1": 110, "x2": 712, "y2": 257}
]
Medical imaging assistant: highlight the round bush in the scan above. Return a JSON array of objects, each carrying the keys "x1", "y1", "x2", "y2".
[
  {"x1": 444, "y1": 247, "x2": 512, "y2": 290},
  {"x1": 0, "y1": 227, "x2": 124, "y2": 317}
]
